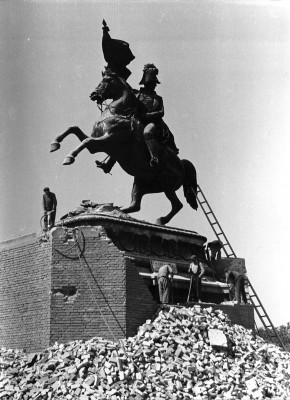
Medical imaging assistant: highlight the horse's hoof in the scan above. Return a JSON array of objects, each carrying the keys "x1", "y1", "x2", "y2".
[
  {"x1": 50, "y1": 142, "x2": 60, "y2": 152},
  {"x1": 121, "y1": 205, "x2": 140, "y2": 214},
  {"x1": 156, "y1": 217, "x2": 167, "y2": 225},
  {"x1": 121, "y1": 207, "x2": 132, "y2": 214},
  {"x1": 63, "y1": 156, "x2": 75, "y2": 165}
]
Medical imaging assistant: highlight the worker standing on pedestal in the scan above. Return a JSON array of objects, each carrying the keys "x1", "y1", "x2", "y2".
[
  {"x1": 42, "y1": 187, "x2": 57, "y2": 230},
  {"x1": 187, "y1": 255, "x2": 205, "y2": 303},
  {"x1": 225, "y1": 269, "x2": 247, "y2": 304},
  {"x1": 157, "y1": 264, "x2": 174, "y2": 304},
  {"x1": 206, "y1": 240, "x2": 223, "y2": 268}
]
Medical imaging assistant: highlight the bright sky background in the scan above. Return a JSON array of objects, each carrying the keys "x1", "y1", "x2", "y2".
[{"x1": 1, "y1": 0, "x2": 290, "y2": 327}]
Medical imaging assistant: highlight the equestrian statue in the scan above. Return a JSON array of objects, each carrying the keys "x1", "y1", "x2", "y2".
[{"x1": 50, "y1": 20, "x2": 198, "y2": 225}]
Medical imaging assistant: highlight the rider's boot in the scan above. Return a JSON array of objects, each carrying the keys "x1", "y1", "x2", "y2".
[
  {"x1": 95, "y1": 157, "x2": 117, "y2": 174},
  {"x1": 145, "y1": 138, "x2": 159, "y2": 167}
]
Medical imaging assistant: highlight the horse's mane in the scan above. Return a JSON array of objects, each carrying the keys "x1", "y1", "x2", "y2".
[{"x1": 102, "y1": 69, "x2": 147, "y2": 118}]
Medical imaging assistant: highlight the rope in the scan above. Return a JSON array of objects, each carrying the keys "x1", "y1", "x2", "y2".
[
  {"x1": 52, "y1": 228, "x2": 85, "y2": 260},
  {"x1": 40, "y1": 226, "x2": 121, "y2": 340},
  {"x1": 47, "y1": 226, "x2": 121, "y2": 338},
  {"x1": 74, "y1": 232, "x2": 125, "y2": 341},
  {"x1": 40, "y1": 215, "x2": 45, "y2": 231}
]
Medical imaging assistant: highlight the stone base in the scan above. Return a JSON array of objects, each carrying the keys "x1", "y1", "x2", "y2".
[{"x1": 0, "y1": 211, "x2": 254, "y2": 352}]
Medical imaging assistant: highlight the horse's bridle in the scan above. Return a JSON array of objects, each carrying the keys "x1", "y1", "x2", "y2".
[
  {"x1": 96, "y1": 72, "x2": 138, "y2": 117},
  {"x1": 94, "y1": 74, "x2": 114, "y2": 112}
]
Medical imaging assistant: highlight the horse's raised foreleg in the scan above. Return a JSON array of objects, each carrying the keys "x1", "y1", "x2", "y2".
[
  {"x1": 156, "y1": 190, "x2": 183, "y2": 225},
  {"x1": 63, "y1": 136, "x2": 108, "y2": 165},
  {"x1": 50, "y1": 126, "x2": 89, "y2": 152},
  {"x1": 121, "y1": 180, "x2": 144, "y2": 214}
]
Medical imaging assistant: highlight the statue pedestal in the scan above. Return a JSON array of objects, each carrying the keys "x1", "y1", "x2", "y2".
[
  {"x1": 0, "y1": 208, "x2": 254, "y2": 352},
  {"x1": 49, "y1": 211, "x2": 207, "y2": 346}
]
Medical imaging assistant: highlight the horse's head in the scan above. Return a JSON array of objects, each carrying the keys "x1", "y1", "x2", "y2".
[{"x1": 90, "y1": 72, "x2": 123, "y2": 105}]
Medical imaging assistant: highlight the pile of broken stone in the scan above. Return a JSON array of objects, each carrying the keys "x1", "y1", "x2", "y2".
[{"x1": 0, "y1": 306, "x2": 289, "y2": 400}]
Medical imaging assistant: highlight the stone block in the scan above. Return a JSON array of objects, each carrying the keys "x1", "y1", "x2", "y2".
[{"x1": 208, "y1": 328, "x2": 228, "y2": 349}]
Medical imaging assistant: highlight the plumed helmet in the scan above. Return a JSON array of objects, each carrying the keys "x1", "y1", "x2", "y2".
[
  {"x1": 139, "y1": 63, "x2": 160, "y2": 85},
  {"x1": 101, "y1": 20, "x2": 135, "y2": 80}
]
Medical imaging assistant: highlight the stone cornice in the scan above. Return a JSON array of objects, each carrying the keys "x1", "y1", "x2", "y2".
[{"x1": 56, "y1": 213, "x2": 207, "y2": 242}]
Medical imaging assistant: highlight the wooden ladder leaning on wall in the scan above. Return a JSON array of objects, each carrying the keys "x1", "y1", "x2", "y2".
[{"x1": 196, "y1": 185, "x2": 286, "y2": 351}]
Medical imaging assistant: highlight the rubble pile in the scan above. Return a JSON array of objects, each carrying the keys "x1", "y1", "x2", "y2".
[{"x1": 0, "y1": 306, "x2": 290, "y2": 400}]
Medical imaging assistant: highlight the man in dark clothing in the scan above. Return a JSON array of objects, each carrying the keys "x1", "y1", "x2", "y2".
[
  {"x1": 187, "y1": 255, "x2": 205, "y2": 303},
  {"x1": 96, "y1": 63, "x2": 179, "y2": 173},
  {"x1": 42, "y1": 187, "x2": 57, "y2": 230},
  {"x1": 226, "y1": 269, "x2": 247, "y2": 304},
  {"x1": 157, "y1": 264, "x2": 174, "y2": 304},
  {"x1": 206, "y1": 240, "x2": 223, "y2": 266},
  {"x1": 206, "y1": 240, "x2": 223, "y2": 279}
]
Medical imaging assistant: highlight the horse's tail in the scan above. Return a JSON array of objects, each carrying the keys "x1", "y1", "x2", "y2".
[{"x1": 181, "y1": 159, "x2": 198, "y2": 210}]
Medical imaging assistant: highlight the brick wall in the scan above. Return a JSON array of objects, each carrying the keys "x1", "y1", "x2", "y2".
[
  {"x1": 50, "y1": 226, "x2": 127, "y2": 345},
  {"x1": 125, "y1": 257, "x2": 157, "y2": 337},
  {"x1": 0, "y1": 226, "x2": 255, "y2": 353},
  {"x1": 50, "y1": 227, "x2": 159, "y2": 343},
  {"x1": 0, "y1": 234, "x2": 51, "y2": 352},
  {"x1": 195, "y1": 302, "x2": 255, "y2": 331},
  {"x1": 0, "y1": 226, "x2": 161, "y2": 352}
]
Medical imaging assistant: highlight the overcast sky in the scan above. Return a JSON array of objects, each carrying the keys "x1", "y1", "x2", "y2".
[{"x1": 1, "y1": 0, "x2": 290, "y2": 326}]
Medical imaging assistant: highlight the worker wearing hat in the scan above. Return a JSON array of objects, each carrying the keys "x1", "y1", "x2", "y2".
[
  {"x1": 42, "y1": 187, "x2": 57, "y2": 230},
  {"x1": 187, "y1": 255, "x2": 205, "y2": 303}
]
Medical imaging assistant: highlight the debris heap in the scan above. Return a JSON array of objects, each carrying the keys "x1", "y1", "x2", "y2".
[{"x1": 0, "y1": 306, "x2": 290, "y2": 400}]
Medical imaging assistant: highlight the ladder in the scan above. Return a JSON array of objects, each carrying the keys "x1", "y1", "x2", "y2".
[{"x1": 196, "y1": 185, "x2": 286, "y2": 351}]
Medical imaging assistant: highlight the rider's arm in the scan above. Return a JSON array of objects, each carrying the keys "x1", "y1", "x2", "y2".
[{"x1": 141, "y1": 96, "x2": 164, "y2": 122}]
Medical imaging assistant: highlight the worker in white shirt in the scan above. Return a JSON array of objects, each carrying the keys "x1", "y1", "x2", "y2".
[{"x1": 187, "y1": 255, "x2": 205, "y2": 303}]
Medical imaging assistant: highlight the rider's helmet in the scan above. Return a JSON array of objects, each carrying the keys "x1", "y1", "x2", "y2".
[{"x1": 139, "y1": 64, "x2": 160, "y2": 85}]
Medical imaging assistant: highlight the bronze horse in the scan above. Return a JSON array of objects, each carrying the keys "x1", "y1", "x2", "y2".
[{"x1": 50, "y1": 71, "x2": 198, "y2": 225}]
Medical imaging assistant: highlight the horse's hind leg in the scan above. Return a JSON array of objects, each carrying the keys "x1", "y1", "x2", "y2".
[
  {"x1": 50, "y1": 126, "x2": 89, "y2": 152},
  {"x1": 156, "y1": 190, "x2": 183, "y2": 225},
  {"x1": 121, "y1": 181, "x2": 144, "y2": 214}
]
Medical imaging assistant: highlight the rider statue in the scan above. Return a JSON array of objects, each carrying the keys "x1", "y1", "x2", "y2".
[
  {"x1": 135, "y1": 63, "x2": 179, "y2": 166},
  {"x1": 97, "y1": 63, "x2": 179, "y2": 174},
  {"x1": 50, "y1": 21, "x2": 198, "y2": 225}
]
